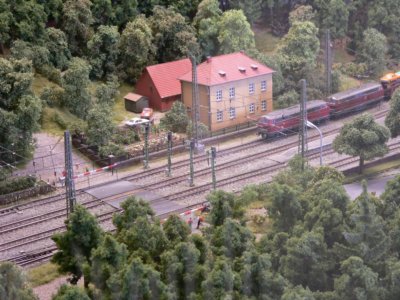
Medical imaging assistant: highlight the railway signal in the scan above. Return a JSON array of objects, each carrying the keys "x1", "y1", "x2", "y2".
[
  {"x1": 143, "y1": 123, "x2": 150, "y2": 169},
  {"x1": 188, "y1": 139, "x2": 195, "y2": 187},
  {"x1": 166, "y1": 131, "x2": 172, "y2": 177},
  {"x1": 209, "y1": 146, "x2": 217, "y2": 190}
]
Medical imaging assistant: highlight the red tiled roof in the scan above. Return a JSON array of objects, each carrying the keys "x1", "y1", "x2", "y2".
[
  {"x1": 124, "y1": 92, "x2": 145, "y2": 102},
  {"x1": 146, "y1": 58, "x2": 192, "y2": 98},
  {"x1": 179, "y1": 52, "x2": 275, "y2": 86}
]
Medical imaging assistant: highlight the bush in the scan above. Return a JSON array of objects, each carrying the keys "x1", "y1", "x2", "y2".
[
  {"x1": 98, "y1": 142, "x2": 127, "y2": 158},
  {"x1": 40, "y1": 65, "x2": 62, "y2": 85},
  {"x1": 275, "y1": 90, "x2": 299, "y2": 109},
  {"x1": 53, "y1": 112, "x2": 68, "y2": 129},
  {"x1": 251, "y1": 214, "x2": 266, "y2": 225},
  {"x1": 112, "y1": 130, "x2": 140, "y2": 145},
  {"x1": 40, "y1": 86, "x2": 65, "y2": 107},
  {"x1": 337, "y1": 62, "x2": 368, "y2": 78},
  {"x1": 186, "y1": 121, "x2": 210, "y2": 139},
  {"x1": 0, "y1": 176, "x2": 37, "y2": 195}
]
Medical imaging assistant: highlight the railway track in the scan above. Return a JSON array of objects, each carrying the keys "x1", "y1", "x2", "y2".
[{"x1": 0, "y1": 106, "x2": 391, "y2": 267}]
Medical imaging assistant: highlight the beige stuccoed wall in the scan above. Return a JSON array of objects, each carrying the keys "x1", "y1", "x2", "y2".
[{"x1": 181, "y1": 74, "x2": 273, "y2": 132}]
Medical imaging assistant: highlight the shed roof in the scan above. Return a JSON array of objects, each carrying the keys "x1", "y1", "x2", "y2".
[
  {"x1": 145, "y1": 58, "x2": 192, "y2": 98},
  {"x1": 124, "y1": 93, "x2": 146, "y2": 102},
  {"x1": 179, "y1": 52, "x2": 275, "y2": 86}
]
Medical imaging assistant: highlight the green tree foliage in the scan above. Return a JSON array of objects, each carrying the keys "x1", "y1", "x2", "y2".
[
  {"x1": 333, "y1": 113, "x2": 390, "y2": 173},
  {"x1": 109, "y1": 257, "x2": 166, "y2": 300},
  {"x1": 159, "y1": 101, "x2": 189, "y2": 133},
  {"x1": 86, "y1": 105, "x2": 115, "y2": 146},
  {"x1": 186, "y1": 121, "x2": 209, "y2": 139},
  {"x1": 45, "y1": 28, "x2": 71, "y2": 70},
  {"x1": 276, "y1": 21, "x2": 320, "y2": 83},
  {"x1": 10, "y1": 40, "x2": 50, "y2": 72},
  {"x1": 37, "y1": 0, "x2": 63, "y2": 23},
  {"x1": 0, "y1": 262, "x2": 37, "y2": 300},
  {"x1": 385, "y1": 89, "x2": 400, "y2": 138},
  {"x1": 168, "y1": 0, "x2": 201, "y2": 20},
  {"x1": 380, "y1": 174, "x2": 400, "y2": 219},
  {"x1": 266, "y1": 182, "x2": 302, "y2": 232},
  {"x1": 210, "y1": 218, "x2": 254, "y2": 259},
  {"x1": 162, "y1": 215, "x2": 191, "y2": 248},
  {"x1": 334, "y1": 256, "x2": 381, "y2": 300},
  {"x1": 52, "y1": 284, "x2": 90, "y2": 300},
  {"x1": 0, "y1": 0, "x2": 12, "y2": 52},
  {"x1": 314, "y1": 0, "x2": 349, "y2": 39},
  {"x1": 240, "y1": 248, "x2": 285, "y2": 299},
  {"x1": 112, "y1": 0, "x2": 138, "y2": 29},
  {"x1": 207, "y1": 190, "x2": 245, "y2": 227},
  {"x1": 281, "y1": 285, "x2": 315, "y2": 300},
  {"x1": 90, "y1": 0, "x2": 114, "y2": 28},
  {"x1": 356, "y1": 28, "x2": 387, "y2": 75},
  {"x1": 52, "y1": 205, "x2": 103, "y2": 286},
  {"x1": 94, "y1": 79, "x2": 119, "y2": 107},
  {"x1": 62, "y1": 0, "x2": 93, "y2": 56},
  {"x1": 281, "y1": 230, "x2": 331, "y2": 291},
  {"x1": 90, "y1": 235, "x2": 128, "y2": 299},
  {"x1": 161, "y1": 242, "x2": 203, "y2": 298},
  {"x1": 201, "y1": 258, "x2": 234, "y2": 299},
  {"x1": 193, "y1": 0, "x2": 221, "y2": 56},
  {"x1": 113, "y1": 197, "x2": 155, "y2": 234},
  {"x1": 7, "y1": 0, "x2": 47, "y2": 44},
  {"x1": 275, "y1": 90, "x2": 299, "y2": 109},
  {"x1": 341, "y1": 182, "x2": 389, "y2": 266},
  {"x1": 217, "y1": 10, "x2": 255, "y2": 54},
  {"x1": 0, "y1": 58, "x2": 42, "y2": 163},
  {"x1": 289, "y1": 5, "x2": 316, "y2": 26},
  {"x1": 229, "y1": 0, "x2": 262, "y2": 25},
  {"x1": 150, "y1": 6, "x2": 199, "y2": 63},
  {"x1": 87, "y1": 25, "x2": 120, "y2": 80},
  {"x1": 118, "y1": 15, "x2": 155, "y2": 82},
  {"x1": 61, "y1": 58, "x2": 92, "y2": 119}
]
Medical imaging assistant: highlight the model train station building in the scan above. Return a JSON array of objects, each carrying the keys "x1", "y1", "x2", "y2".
[{"x1": 134, "y1": 51, "x2": 274, "y2": 132}]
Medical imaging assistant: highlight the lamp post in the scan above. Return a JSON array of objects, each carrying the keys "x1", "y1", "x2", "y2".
[{"x1": 306, "y1": 120, "x2": 323, "y2": 166}]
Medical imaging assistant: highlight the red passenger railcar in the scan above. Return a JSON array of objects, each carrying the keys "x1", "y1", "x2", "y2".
[
  {"x1": 326, "y1": 83, "x2": 384, "y2": 116},
  {"x1": 257, "y1": 100, "x2": 330, "y2": 139}
]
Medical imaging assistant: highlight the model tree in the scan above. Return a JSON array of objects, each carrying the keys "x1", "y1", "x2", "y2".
[
  {"x1": 333, "y1": 113, "x2": 389, "y2": 173},
  {"x1": 385, "y1": 89, "x2": 400, "y2": 138}
]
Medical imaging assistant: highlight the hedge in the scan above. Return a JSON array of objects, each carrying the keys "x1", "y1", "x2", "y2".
[{"x1": 0, "y1": 176, "x2": 37, "y2": 195}]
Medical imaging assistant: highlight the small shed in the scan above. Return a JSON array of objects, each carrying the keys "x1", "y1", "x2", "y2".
[{"x1": 124, "y1": 93, "x2": 149, "y2": 113}]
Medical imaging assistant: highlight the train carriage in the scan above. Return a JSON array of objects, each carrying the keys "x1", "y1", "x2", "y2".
[
  {"x1": 257, "y1": 100, "x2": 330, "y2": 139},
  {"x1": 326, "y1": 82, "x2": 384, "y2": 116}
]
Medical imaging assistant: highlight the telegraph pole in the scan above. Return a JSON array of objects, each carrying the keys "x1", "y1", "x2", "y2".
[
  {"x1": 166, "y1": 131, "x2": 172, "y2": 177},
  {"x1": 325, "y1": 29, "x2": 332, "y2": 96},
  {"x1": 298, "y1": 79, "x2": 308, "y2": 170},
  {"x1": 190, "y1": 55, "x2": 199, "y2": 146},
  {"x1": 64, "y1": 130, "x2": 76, "y2": 217},
  {"x1": 188, "y1": 139, "x2": 195, "y2": 187},
  {"x1": 143, "y1": 123, "x2": 149, "y2": 169}
]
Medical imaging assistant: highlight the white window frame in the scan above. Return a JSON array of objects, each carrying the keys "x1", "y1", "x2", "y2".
[
  {"x1": 216, "y1": 89, "x2": 222, "y2": 101},
  {"x1": 229, "y1": 107, "x2": 236, "y2": 119},
  {"x1": 261, "y1": 100, "x2": 267, "y2": 111},
  {"x1": 249, "y1": 103, "x2": 255, "y2": 113},
  {"x1": 249, "y1": 82, "x2": 255, "y2": 95},
  {"x1": 261, "y1": 80, "x2": 267, "y2": 92},
  {"x1": 216, "y1": 110, "x2": 223, "y2": 122},
  {"x1": 229, "y1": 87, "x2": 235, "y2": 99}
]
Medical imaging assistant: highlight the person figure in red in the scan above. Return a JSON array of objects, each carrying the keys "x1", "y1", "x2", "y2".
[
  {"x1": 196, "y1": 215, "x2": 204, "y2": 229},
  {"x1": 188, "y1": 217, "x2": 193, "y2": 231}
]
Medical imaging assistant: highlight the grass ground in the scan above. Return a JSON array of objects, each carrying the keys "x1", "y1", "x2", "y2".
[
  {"x1": 254, "y1": 26, "x2": 280, "y2": 55},
  {"x1": 344, "y1": 158, "x2": 400, "y2": 184},
  {"x1": 113, "y1": 83, "x2": 136, "y2": 124},
  {"x1": 40, "y1": 107, "x2": 84, "y2": 136},
  {"x1": 27, "y1": 262, "x2": 60, "y2": 287}
]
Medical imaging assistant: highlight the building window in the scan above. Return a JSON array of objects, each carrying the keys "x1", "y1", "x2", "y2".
[
  {"x1": 229, "y1": 107, "x2": 236, "y2": 119},
  {"x1": 216, "y1": 110, "x2": 223, "y2": 122},
  {"x1": 216, "y1": 90, "x2": 222, "y2": 101},
  {"x1": 249, "y1": 103, "x2": 255, "y2": 113},
  {"x1": 261, "y1": 80, "x2": 267, "y2": 91},
  {"x1": 249, "y1": 83, "x2": 255, "y2": 94},
  {"x1": 261, "y1": 100, "x2": 267, "y2": 111},
  {"x1": 229, "y1": 87, "x2": 235, "y2": 99}
]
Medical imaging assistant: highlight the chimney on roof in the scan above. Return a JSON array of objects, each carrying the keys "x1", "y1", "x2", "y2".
[
  {"x1": 238, "y1": 66, "x2": 246, "y2": 73},
  {"x1": 206, "y1": 56, "x2": 212, "y2": 63},
  {"x1": 251, "y1": 64, "x2": 258, "y2": 70},
  {"x1": 218, "y1": 70, "x2": 226, "y2": 76}
]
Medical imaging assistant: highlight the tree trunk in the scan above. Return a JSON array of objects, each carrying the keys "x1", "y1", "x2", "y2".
[{"x1": 359, "y1": 155, "x2": 364, "y2": 174}]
